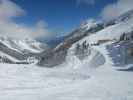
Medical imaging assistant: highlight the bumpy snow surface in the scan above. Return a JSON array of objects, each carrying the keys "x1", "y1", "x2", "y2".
[{"x1": 0, "y1": 43, "x2": 133, "y2": 100}]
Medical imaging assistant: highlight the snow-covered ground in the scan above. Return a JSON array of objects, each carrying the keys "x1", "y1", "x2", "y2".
[{"x1": 0, "y1": 43, "x2": 133, "y2": 100}]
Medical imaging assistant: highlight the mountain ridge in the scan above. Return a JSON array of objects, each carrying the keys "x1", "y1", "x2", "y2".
[{"x1": 1, "y1": 9, "x2": 133, "y2": 66}]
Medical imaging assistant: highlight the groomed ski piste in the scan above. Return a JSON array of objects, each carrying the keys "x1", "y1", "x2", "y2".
[{"x1": 0, "y1": 37, "x2": 133, "y2": 100}]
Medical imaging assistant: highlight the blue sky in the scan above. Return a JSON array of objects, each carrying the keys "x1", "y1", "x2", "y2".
[
  {"x1": 0, "y1": 0, "x2": 133, "y2": 39},
  {"x1": 12, "y1": 0, "x2": 116, "y2": 34}
]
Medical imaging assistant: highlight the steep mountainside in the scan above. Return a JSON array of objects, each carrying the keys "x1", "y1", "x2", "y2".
[
  {"x1": 38, "y1": 9, "x2": 133, "y2": 67},
  {"x1": 89, "y1": 9, "x2": 133, "y2": 43}
]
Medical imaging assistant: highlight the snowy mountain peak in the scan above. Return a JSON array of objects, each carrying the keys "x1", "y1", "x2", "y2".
[
  {"x1": 0, "y1": 37, "x2": 48, "y2": 53},
  {"x1": 81, "y1": 19, "x2": 102, "y2": 30}
]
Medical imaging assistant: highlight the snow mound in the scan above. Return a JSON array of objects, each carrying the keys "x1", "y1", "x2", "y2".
[{"x1": 64, "y1": 43, "x2": 106, "y2": 72}]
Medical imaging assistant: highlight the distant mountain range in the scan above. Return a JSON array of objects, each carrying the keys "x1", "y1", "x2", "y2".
[{"x1": 0, "y1": 37, "x2": 48, "y2": 64}]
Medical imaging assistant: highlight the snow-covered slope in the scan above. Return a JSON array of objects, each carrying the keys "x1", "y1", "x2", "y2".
[
  {"x1": 39, "y1": 9, "x2": 133, "y2": 67},
  {"x1": 89, "y1": 19, "x2": 133, "y2": 43},
  {"x1": 89, "y1": 9, "x2": 133, "y2": 43},
  {"x1": 0, "y1": 37, "x2": 48, "y2": 53},
  {"x1": 0, "y1": 37, "x2": 48, "y2": 63},
  {"x1": 38, "y1": 18, "x2": 104, "y2": 67}
]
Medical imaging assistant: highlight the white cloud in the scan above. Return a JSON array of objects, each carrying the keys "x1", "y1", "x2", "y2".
[
  {"x1": 0, "y1": 0, "x2": 25, "y2": 21},
  {"x1": 76, "y1": 0, "x2": 95, "y2": 6},
  {"x1": 0, "y1": 0, "x2": 50, "y2": 39},
  {"x1": 101, "y1": 0, "x2": 133, "y2": 21}
]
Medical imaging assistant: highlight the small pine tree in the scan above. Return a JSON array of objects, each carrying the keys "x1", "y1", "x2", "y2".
[
  {"x1": 120, "y1": 33, "x2": 126, "y2": 41},
  {"x1": 76, "y1": 43, "x2": 80, "y2": 50}
]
